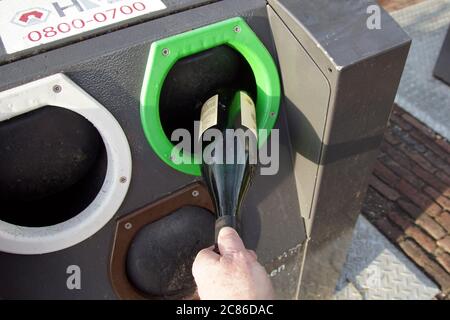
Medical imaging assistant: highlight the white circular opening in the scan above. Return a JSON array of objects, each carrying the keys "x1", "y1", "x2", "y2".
[{"x1": 0, "y1": 74, "x2": 132, "y2": 254}]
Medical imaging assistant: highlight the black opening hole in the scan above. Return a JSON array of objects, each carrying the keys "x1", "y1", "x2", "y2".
[
  {"x1": 0, "y1": 106, "x2": 107, "y2": 227},
  {"x1": 159, "y1": 45, "x2": 257, "y2": 154}
]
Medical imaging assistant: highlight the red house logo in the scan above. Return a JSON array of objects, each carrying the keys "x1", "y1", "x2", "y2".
[{"x1": 12, "y1": 8, "x2": 51, "y2": 27}]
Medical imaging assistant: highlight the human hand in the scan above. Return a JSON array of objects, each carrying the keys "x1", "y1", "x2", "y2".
[{"x1": 192, "y1": 227, "x2": 274, "y2": 300}]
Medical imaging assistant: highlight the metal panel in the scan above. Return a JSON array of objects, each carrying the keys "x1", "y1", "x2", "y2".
[
  {"x1": 335, "y1": 216, "x2": 439, "y2": 300},
  {"x1": 268, "y1": 7, "x2": 331, "y2": 232},
  {"x1": 435, "y1": 25, "x2": 450, "y2": 85},
  {"x1": 268, "y1": 0, "x2": 411, "y2": 299}
]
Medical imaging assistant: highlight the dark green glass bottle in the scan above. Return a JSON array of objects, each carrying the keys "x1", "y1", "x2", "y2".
[{"x1": 198, "y1": 90, "x2": 258, "y2": 244}]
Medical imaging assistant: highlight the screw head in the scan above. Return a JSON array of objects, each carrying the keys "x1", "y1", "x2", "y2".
[
  {"x1": 53, "y1": 85, "x2": 62, "y2": 93},
  {"x1": 120, "y1": 176, "x2": 127, "y2": 184},
  {"x1": 233, "y1": 26, "x2": 241, "y2": 33},
  {"x1": 270, "y1": 112, "x2": 276, "y2": 117},
  {"x1": 124, "y1": 222, "x2": 132, "y2": 230},
  {"x1": 192, "y1": 190, "x2": 199, "y2": 197},
  {"x1": 162, "y1": 48, "x2": 170, "y2": 56}
]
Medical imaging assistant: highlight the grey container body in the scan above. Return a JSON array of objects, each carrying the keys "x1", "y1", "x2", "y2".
[{"x1": 0, "y1": 0, "x2": 410, "y2": 299}]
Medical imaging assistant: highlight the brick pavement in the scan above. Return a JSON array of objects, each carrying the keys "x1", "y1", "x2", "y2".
[
  {"x1": 378, "y1": 0, "x2": 425, "y2": 12},
  {"x1": 362, "y1": 105, "x2": 450, "y2": 299}
]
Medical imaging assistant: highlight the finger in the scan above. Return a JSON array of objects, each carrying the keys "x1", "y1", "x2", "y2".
[
  {"x1": 247, "y1": 249, "x2": 258, "y2": 260},
  {"x1": 195, "y1": 246, "x2": 220, "y2": 264},
  {"x1": 218, "y1": 227, "x2": 246, "y2": 254},
  {"x1": 192, "y1": 246, "x2": 220, "y2": 276}
]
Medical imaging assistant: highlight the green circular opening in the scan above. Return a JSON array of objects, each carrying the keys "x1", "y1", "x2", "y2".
[{"x1": 140, "y1": 17, "x2": 281, "y2": 176}]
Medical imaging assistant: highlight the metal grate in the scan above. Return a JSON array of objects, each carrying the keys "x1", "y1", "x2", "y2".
[
  {"x1": 392, "y1": 0, "x2": 450, "y2": 140},
  {"x1": 334, "y1": 216, "x2": 440, "y2": 300}
]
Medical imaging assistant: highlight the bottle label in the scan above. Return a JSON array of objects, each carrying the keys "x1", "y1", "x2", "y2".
[
  {"x1": 240, "y1": 92, "x2": 258, "y2": 138},
  {"x1": 199, "y1": 94, "x2": 219, "y2": 138}
]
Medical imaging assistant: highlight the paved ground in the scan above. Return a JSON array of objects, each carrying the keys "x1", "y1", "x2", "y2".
[
  {"x1": 392, "y1": 0, "x2": 450, "y2": 140},
  {"x1": 362, "y1": 105, "x2": 450, "y2": 299},
  {"x1": 337, "y1": 105, "x2": 450, "y2": 300},
  {"x1": 335, "y1": 216, "x2": 439, "y2": 300},
  {"x1": 363, "y1": 0, "x2": 450, "y2": 299}
]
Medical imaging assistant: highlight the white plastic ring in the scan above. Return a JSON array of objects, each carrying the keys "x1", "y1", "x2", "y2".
[{"x1": 0, "y1": 73, "x2": 132, "y2": 254}]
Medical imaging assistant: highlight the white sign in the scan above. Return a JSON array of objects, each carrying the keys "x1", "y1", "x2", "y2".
[{"x1": 0, "y1": 0, "x2": 167, "y2": 54}]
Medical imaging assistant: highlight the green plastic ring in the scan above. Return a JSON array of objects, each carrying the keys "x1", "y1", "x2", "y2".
[{"x1": 140, "y1": 17, "x2": 281, "y2": 176}]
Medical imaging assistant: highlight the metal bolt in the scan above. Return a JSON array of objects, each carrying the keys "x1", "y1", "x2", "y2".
[
  {"x1": 120, "y1": 176, "x2": 127, "y2": 183},
  {"x1": 192, "y1": 190, "x2": 199, "y2": 197},
  {"x1": 270, "y1": 112, "x2": 276, "y2": 117},
  {"x1": 233, "y1": 26, "x2": 241, "y2": 33},
  {"x1": 53, "y1": 85, "x2": 62, "y2": 93},
  {"x1": 124, "y1": 222, "x2": 132, "y2": 230},
  {"x1": 162, "y1": 48, "x2": 170, "y2": 56}
]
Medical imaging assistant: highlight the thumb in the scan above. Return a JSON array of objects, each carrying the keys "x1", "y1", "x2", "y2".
[{"x1": 218, "y1": 227, "x2": 246, "y2": 254}]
